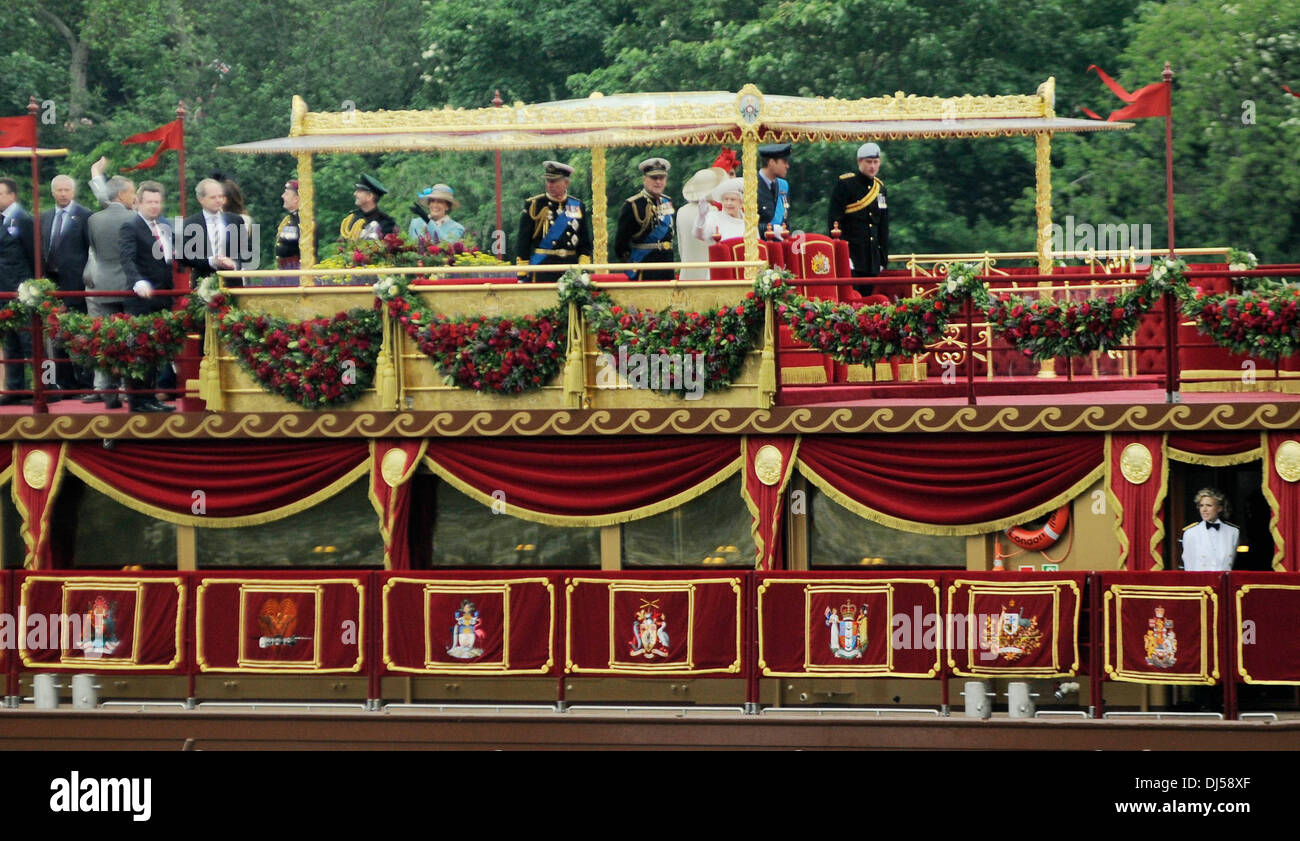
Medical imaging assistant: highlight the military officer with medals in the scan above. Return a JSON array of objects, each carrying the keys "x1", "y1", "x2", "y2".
[
  {"x1": 275, "y1": 179, "x2": 301, "y2": 270},
  {"x1": 614, "y1": 157, "x2": 676, "y2": 281},
  {"x1": 340, "y1": 174, "x2": 397, "y2": 240},
  {"x1": 515, "y1": 161, "x2": 592, "y2": 281},
  {"x1": 757, "y1": 142, "x2": 792, "y2": 239},
  {"x1": 1180, "y1": 488, "x2": 1240, "y2": 571},
  {"x1": 828, "y1": 142, "x2": 890, "y2": 296}
]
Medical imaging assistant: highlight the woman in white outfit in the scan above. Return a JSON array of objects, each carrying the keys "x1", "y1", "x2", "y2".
[
  {"x1": 1180, "y1": 487, "x2": 1240, "y2": 571},
  {"x1": 693, "y1": 177, "x2": 745, "y2": 244}
]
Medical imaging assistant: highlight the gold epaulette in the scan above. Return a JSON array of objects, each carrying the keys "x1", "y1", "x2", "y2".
[
  {"x1": 840, "y1": 172, "x2": 855, "y2": 179},
  {"x1": 1182, "y1": 522, "x2": 1199, "y2": 532}
]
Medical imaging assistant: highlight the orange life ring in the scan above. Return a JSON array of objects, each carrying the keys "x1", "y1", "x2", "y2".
[{"x1": 1004, "y1": 505, "x2": 1070, "y2": 552}]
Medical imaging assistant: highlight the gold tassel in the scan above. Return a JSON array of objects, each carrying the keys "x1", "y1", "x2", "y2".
[
  {"x1": 200, "y1": 315, "x2": 224, "y2": 411},
  {"x1": 563, "y1": 301, "x2": 585, "y2": 408},
  {"x1": 376, "y1": 314, "x2": 399, "y2": 409},
  {"x1": 758, "y1": 300, "x2": 777, "y2": 406},
  {"x1": 781, "y1": 366, "x2": 828, "y2": 384}
]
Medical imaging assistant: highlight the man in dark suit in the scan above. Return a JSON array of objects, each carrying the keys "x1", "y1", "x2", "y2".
[
  {"x1": 119, "y1": 180, "x2": 174, "y2": 413},
  {"x1": 41, "y1": 174, "x2": 94, "y2": 394},
  {"x1": 757, "y1": 143, "x2": 792, "y2": 239},
  {"x1": 179, "y1": 177, "x2": 246, "y2": 287},
  {"x1": 0, "y1": 177, "x2": 36, "y2": 404}
]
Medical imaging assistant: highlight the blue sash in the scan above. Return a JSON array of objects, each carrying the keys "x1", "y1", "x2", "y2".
[
  {"x1": 530, "y1": 197, "x2": 581, "y2": 265},
  {"x1": 770, "y1": 178, "x2": 789, "y2": 229},
  {"x1": 628, "y1": 196, "x2": 673, "y2": 278}
]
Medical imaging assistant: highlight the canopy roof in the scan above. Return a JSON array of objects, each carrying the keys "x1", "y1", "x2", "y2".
[{"x1": 220, "y1": 82, "x2": 1130, "y2": 155}]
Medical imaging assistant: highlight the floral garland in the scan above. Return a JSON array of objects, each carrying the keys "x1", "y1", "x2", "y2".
[
  {"x1": 379, "y1": 274, "x2": 580, "y2": 393},
  {"x1": 985, "y1": 257, "x2": 1186, "y2": 362},
  {"x1": 584, "y1": 269, "x2": 766, "y2": 394},
  {"x1": 0, "y1": 278, "x2": 57, "y2": 338},
  {"x1": 766, "y1": 263, "x2": 988, "y2": 365},
  {"x1": 201, "y1": 279, "x2": 381, "y2": 409},
  {"x1": 53, "y1": 301, "x2": 202, "y2": 382},
  {"x1": 1178, "y1": 282, "x2": 1300, "y2": 362},
  {"x1": 316, "y1": 233, "x2": 506, "y2": 271}
]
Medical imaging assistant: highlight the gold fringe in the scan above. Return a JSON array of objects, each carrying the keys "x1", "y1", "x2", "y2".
[
  {"x1": 740, "y1": 437, "x2": 801, "y2": 570},
  {"x1": 844, "y1": 364, "x2": 877, "y2": 383},
  {"x1": 1166, "y1": 447, "x2": 1262, "y2": 467},
  {"x1": 780, "y1": 365, "x2": 827, "y2": 385},
  {"x1": 1180, "y1": 369, "x2": 1300, "y2": 393},
  {"x1": 63, "y1": 457, "x2": 372, "y2": 528},
  {"x1": 1262, "y1": 431, "x2": 1287, "y2": 571},
  {"x1": 422, "y1": 452, "x2": 743, "y2": 527},
  {"x1": 367, "y1": 440, "x2": 430, "y2": 570},
  {"x1": 1149, "y1": 437, "x2": 1168, "y2": 570},
  {"x1": 12, "y1": 443, "x2": 68, "y2": 570},
  {"x1": 1105, "y1": 435, "x2": 1131, "y2": 570},
  {"x1": 795, "y1": 458, "x2": 1105, "y2": 536}
]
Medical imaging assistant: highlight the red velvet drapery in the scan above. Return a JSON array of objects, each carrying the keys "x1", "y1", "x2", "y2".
[
  {"x1": 65, "y1": 440, "x2": 369, "y2": 520},
  {"x1": 13, "y1": 443, "x2": 66, "y2": 569},
  {"x1": 1108, "y1": 433, "x2": 1165, "y2": 570},
  {"x1": 369, "y1": 440, "x2": 427, "y2": 570},
  {"x1": 1266, "y1": 433, "x2": 1300, "y2": 571},
  {"x1": 742, "y1": 436, "x2": 798, "y2": 569},
  {"x1": 796, "y1": 434, "x2": 1104, "y2": 532},
  {"x1": 424, "y1": 436, "x2": 741, "y2": 522}
]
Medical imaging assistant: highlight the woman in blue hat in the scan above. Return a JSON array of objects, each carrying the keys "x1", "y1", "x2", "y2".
[{"x1": 409, "y1": 184, "x2": 465, "y2": 245}]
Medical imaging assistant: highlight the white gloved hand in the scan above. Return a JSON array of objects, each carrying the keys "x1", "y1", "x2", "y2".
[{"x1": 132, "y1": 280, "x2": 154, "y2": 298}]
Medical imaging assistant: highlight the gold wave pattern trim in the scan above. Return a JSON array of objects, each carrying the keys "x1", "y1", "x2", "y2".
[{"x1": 2, "y1": 403, "x2": 1300, "y2": 439}]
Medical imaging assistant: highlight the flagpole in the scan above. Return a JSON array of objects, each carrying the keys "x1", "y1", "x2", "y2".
[
  {"x1": 1162, "y1": 61, "x2": 1175, "y2": 255},
  {"x1": 28, "y1": 97, "x2": 43, "y2": 280},
  {"x1": 176, "y1": 101, "x2": 188, "y2": 217}
]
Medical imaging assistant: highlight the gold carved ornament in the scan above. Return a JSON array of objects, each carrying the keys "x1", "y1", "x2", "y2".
[
  {"x1": 380, "y1": 448, "x2": 409, "y2": 488},
  {"x1": 22, "y1": 450, "x2": 51, "y2": 491},
  {"x1": 753, "y1": 444, "x2": 784, "y2": 486},
  {"x1": 1119, "y1": 442, "x2": 1153, "y2": 485},
  {"x1": 1275, "y1": 440, "x2": 1300, "y2": 483}
]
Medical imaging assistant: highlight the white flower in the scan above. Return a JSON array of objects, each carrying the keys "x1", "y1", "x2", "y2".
[
  {"x1": 196, "y1": 275, "x2": 220, "y2": 303},
  {"x1": 16, "y1": 281, "x2": 43, "y2": 308}
]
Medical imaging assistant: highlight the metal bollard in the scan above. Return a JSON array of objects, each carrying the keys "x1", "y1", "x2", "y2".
[{"x1": 961, "y1": 680, "x2": 994, "y2": 719}]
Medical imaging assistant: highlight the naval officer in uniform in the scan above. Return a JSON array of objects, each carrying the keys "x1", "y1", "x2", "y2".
[
  {"x1": 828, "y1": 142, "x2": 890, "y2": 296},
  {"x1": 614, "y1": 157, "x2": 676, "y2": 280},
  {"x1": 515, "y1": 161, "x2": 592, "y2": 281},
  {"x1": 340, "y1": 174, "x2": 397, "y2": 240},
  {"x1": 757, "y1": 142, "x2": 792, "y2": 239},
  {"x1": 1180, "y1": 487, "x2": 1240, "y2": 571}
]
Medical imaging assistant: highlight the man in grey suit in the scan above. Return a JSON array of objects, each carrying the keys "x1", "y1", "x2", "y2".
[{"x1": 84, "y1": 175, "x2": 137, "y2": 410}]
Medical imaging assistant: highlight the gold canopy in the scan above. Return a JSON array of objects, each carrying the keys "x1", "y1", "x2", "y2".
[{"x1": 219, "y1": 81, "x2": 1131, "y2": 271}]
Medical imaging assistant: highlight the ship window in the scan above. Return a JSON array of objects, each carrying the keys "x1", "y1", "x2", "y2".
[
  {"x1": 622, "y1": 475, "x2": 755, "y2": 568},
  {"x1": 49, "y1": 476, "x2": 178, "y2": 569},
  {"x1": 425, "y1": 477, "x2": 601, "y2": 568},
  {"x1": 806, "y1": 484, "x2": 964, "y2": 568},
  {"x1": 196, "y1": 479, "x2": 383, "y2": 568}
]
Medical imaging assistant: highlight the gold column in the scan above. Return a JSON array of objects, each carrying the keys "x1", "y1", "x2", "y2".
[
  {"x1": 591, "y1": 146, "x2": 608, "y2": 264},
  {"x1": 289, "y1": 96, "x2": 315, "y2": 271},
  {"x1": 1035, "y1": 129, "x2": 1055, "y2": 378},
  {"x1": 296, "y1": 153, "x2": 315, "y2": 270},
  {"x1": 742, "y1": 134, "x2": 759, "y2": 273}
]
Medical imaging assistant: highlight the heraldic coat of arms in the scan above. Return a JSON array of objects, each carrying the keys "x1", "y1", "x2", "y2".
[
  {"x1": 1143, "y1": 605, "x2": 1177, "y2": 668},
  {"x1": 825, "y1": 602, "x2": 868, "y2": 660},
  {"x1": 980, "y1": 600, "x2": 1043, "y2": 662}
]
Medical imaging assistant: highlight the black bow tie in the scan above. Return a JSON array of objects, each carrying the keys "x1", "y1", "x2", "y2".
[{"x1": 1207, "y1": 521, "x2": 1220, "y2": 531}]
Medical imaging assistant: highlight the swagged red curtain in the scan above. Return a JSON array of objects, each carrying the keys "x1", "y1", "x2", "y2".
[
  {"x1": 796, "y1": 434, "x2": 1105, "y2": 533},
  {"x1": 424, "y1": 436, "x2": 742, "y2": 523}
]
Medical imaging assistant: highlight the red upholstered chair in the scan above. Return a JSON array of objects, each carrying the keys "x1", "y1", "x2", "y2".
[
  {"x1": 776, "y1": 233, "x2": 854, "y2": 384},
  {"x1": 706, "y1": 237, "x2": 779, "y2": 280}
]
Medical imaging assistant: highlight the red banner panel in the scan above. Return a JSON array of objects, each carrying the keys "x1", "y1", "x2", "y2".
[
  {"x1": 381, "y1": 574, "x2": 557, "y2": 675},
  {"x1": 195, "y1": 575, "x2": 365, "y2": 673},
  {"x1": 756, "y1": 574, "x2": 941, "y2": 678},
  {"x1": 565, "y1": 575, "x2": 743, "y2": 676},
  {"x1": 17, "y1": 573, "x2": 185, "y2": 672},
  {"x1": 1233, "y1": 572, "x2": 1300, "y2": 685},
  {"x1": 1101, "y1": 573, "x2": 1222, "y2": 685},
  {"x1": 945, "y1": 574, "x2": 1085, "y2": 678}
]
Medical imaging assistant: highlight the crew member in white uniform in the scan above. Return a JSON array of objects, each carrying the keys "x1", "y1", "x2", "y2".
[{"x1": 1180, "y1": 487, "x2": 1239, "y2": 571}]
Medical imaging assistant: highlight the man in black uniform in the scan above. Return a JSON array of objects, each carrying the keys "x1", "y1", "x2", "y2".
[
  {"x1": 828, "y1": 142, "x2": 889, "y2": 296},
  {"x1": 614, "y1": 157, "x2": 676, "y2": 280},
  {"x1": 275, "y1": 179, "x2": 301, "y2": 269},
  {"x1": 515, "y1": 161, "x2": 592, "y2": 282},
  {"x1": 340, "y1": 174, "x2": 396, "y2": 239},
  {"x1": 757, "y1": 142, "x2": 792, "y2": 239}
]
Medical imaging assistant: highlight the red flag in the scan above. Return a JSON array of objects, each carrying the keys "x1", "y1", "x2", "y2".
[
  {"x1": 0, "y1": 115, "x2": 36, "y2": 149},
  {"x1": 1284, "y1": 85, "x2": 1300, "y2": 99},
  {"x1": 121, "y1": 118, "x2": 183, "y2": 171},
  {"x1": 1085, "y1": 65, "x2": 1170, "y2": 121}
]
